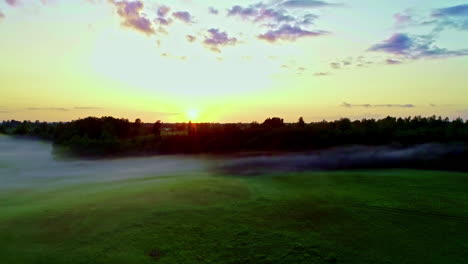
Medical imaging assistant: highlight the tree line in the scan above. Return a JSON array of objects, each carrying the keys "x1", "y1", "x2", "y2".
[{"x1": 1, "y1": 115, "x2": 467, "y2": 156}]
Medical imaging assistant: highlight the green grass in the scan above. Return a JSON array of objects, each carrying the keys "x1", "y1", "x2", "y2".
[{"x1": 1, "y1": 170, "x2": 467, "y2": 264}]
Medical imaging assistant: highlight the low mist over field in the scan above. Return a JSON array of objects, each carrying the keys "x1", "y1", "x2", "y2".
[
  {"x1": 2, "y1": 135, "x2": 466, "y2": 190},
  {"x1": 0, "y1": 135, "x2": 208, "y2": 189}
]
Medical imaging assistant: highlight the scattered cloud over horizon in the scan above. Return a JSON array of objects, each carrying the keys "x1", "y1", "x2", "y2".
[
  {"x1": 341, "y1": 102, "x2": 415, "y2": 108},
  {"x1": 227, "y1": 1, "x2": 329, "y2": 42}
]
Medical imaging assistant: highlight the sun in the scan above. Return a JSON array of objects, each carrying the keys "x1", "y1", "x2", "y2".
[{"x1": 187, "y1": 109, "x2": 199, "y2": 121}]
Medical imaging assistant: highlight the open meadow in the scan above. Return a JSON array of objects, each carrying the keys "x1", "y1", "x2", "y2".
[{"x1": 1, "y1": 136, "x2": 467, "y2": 264}]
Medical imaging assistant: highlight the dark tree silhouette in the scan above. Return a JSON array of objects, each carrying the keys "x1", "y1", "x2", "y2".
[
  {"x1": 263, "y1": 117, "x2": 284, "y2": 128},
  {"x1": 152, "y1": 120, "x2": 162, "y2": 137},
  {"x1": 298, "y1": 117, "x2": 305, "y2": 127}
]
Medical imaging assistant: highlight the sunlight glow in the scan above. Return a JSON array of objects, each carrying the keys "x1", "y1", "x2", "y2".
[{"x1": 187, "y1": 109, "x2": 200, "y2": 121}]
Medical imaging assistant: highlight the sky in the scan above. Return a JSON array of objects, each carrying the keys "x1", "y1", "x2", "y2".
[{"x1": 0, "y1": 0, "x2": 467, "y2": 122}]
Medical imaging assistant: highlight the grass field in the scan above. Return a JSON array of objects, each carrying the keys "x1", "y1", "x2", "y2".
[{"x1": 1, "y1": 169, "x2": 467, "y2": 264}]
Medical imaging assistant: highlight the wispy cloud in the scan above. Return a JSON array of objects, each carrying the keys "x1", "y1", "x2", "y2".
[
  {"x1": 314, "y1": 72, "x2": 330, "y2": 76},
  {"x1": 386, "y1": 59, "x2": 402, "y2": 65},
  {"x1": 431, "y1": 4, "x2": 468, "y2": 31},
  {"x1": 341, "y1": 102, "x2": 415, "y2": 108},
  {"x1": 368, "y1": 33, "x2": 468, "y2": 60},
  {"x1": 281, "y1": 0, "x2": 340, "y2": 8},
  {"x1": 329, "y1": 56, "x2": 373, "y2": 69},
  {"x1": 27, "y1": 107, "x2": 70, "y2": 111},
  {"x1": 258, "y1": 24, "x2": 327, "y2": 42},
  {"x1": 73, "y1": 107, "x2": 103, "y2": 110}
]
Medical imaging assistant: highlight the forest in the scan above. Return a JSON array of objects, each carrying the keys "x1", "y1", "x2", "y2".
[{"x1": 1, "y1": 115, "x2": 467, "y2": 157}]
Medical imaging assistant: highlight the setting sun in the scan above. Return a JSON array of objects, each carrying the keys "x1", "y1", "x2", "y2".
[{"x1": 187, "y1": 109, "x2": 200, "y2": 121}]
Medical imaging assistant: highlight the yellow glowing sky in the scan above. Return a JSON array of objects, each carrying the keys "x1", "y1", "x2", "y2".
[{"x1": 0, "y1": 0, "x2": 467, "y2": 122}]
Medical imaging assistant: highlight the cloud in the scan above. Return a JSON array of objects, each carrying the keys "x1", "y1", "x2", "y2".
[
  {"x1": 432, "y1": 4, "x2": 468, "y2": 17},
  {"x1": 109, "y1": 0, "x2": 154, "y2": 35},
  {"x1": 258, "y1": 24, "x2": 327, "y2": 42},
  {"x1": 368, "y1": 33, "x2": 412, "y2": 55},
  {"x1": 393, "y1": 13, "x2": 413, "y2": 27},
  {"x1": 27, "y1": 107, "x2": 70, "y2": 111},
  {"x1": 329, "y1": 56, "x2": 374, "y2": 69},
  {"x1": 341, "y1": 102, "x2": 415, "y2": 108},
  {"x1": 23, "y1": 107, "x2": 103, "y2": 112},
  {"x1": 281, "y1": 0, "x2": 339, "y2": 8},
  {"x1": 73, "y1": 107, "x2": 103, "y2": 110},
  {"x1": 154, "y1": 17, "x2": 172, "y2": 26},
  {"x1": 5, "y1": 0, "x2": 19, "y2": 7},
  {"x1": 0, "y1": 9, "x2": 4, "y2": 20},
  {"x1": 431, "y1": 4, "x2": 468, "y2": 31},
  {"x1": 314, "y1": 72, "x2": 330, "y2": 76},
  {"x1": 204, "y1": 28, "x2": 237, "y2": 52},
  {"x1": 227, "y1": 5, "x2": 258, "y2": 19},
  {"x1": 227, "y1": 3, "x2": 316, "y2": 27},
  {"x1": 386, "y1": 59, "x2": 402, "y2": 65},
  {"x1": 208, "y1": 7, "x2": 219, "y2": 15},
  {"x1": 395, "y1": 4, "x2": 468, "y2": 32},
  {"x1": 368, "y1": 33, "x2": 468, "y2": 59},
  {"x1": 330, "y1": 62, "x2": 341, "y2": 69},
  {"x1": 172, "y1": 11, "x2": 193, "y2": 23},
  {"x1": 157, "y1": 5, "x2": 170, "y2": 17},
  {"x1": 186, "y1": 35, "x2": 196, "y2": 42}
]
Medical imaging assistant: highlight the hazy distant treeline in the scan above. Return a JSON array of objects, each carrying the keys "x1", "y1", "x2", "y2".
[{"x1": 1, "y1": 116, "x2": 467, "y2": 156}]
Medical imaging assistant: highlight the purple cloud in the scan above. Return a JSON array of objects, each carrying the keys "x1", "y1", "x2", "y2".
[
  {"x1": 394, "y1": 13, "x2": 413, "y2": 27},
  {"x1": 109, "y1": 0, "x2": 154, "y2": 35},
  {"x1": 5, "y1": 0, "x2": 19, "y2": 6},
  {"x1": 368, "y1": 33, "x2": 412, "y2": 55},
  {"x1": 281, "y1": 0, "x2": 339, "y2": 8},
  {"x1": 369, "y1": 33, "x2": 468, "y2": 59},
  {"x1": 0, "y1": 10, "x2": 4, "y2": 20},
  {"x1": 204, "y1": 29, "x2": 237, "y2": 52},
  {"x1": 386, "y1": 59, "x2": 402, "y2": 65},
  {"x1": 258, "y1": 24, "x2": 328, "y2": 42},
  {"x1": 228, "y1": 5, "x2": 258, "y2": 18},
  {"x1": 172, "y1": 11, "x2": 193, "y2": 23},
  {"x1": 227, "y1": 4, "x2": 296, "y2": 25},
  {"x1": 157, "y1": 5, "x2": 170, "y2": 17},
  {"x1": 155, "y1": 17, "x2": 172, "y2": 26}
]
